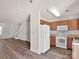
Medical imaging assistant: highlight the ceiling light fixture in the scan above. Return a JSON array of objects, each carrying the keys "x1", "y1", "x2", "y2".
[
  {"x1": 48, "y1": 7, "x2": 60, "y2": 17},
  {"x1": 30, "y1": 0, "x2": 32, "y2": 3}
]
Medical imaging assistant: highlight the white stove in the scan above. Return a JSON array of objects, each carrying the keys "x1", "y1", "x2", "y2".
[
  {"x1": 56, "y1": 25, "x2": 68, "y2": 49},
  {"x1": 56, "y1": 36, "x2": 67, "y2": 49}
]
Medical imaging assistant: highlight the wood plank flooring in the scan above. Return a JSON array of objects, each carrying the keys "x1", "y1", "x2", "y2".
[{"x1": 0, "y1": 39, "x2": 72, "y2": 59}]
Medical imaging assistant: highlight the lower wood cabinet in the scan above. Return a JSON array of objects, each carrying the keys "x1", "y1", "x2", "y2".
[
  {"x1": 50, "y1": 36, "x2": 56, "y2": 47},
  {"x1": 67, "y1": 37, "x2": 73, "y2": 49}
]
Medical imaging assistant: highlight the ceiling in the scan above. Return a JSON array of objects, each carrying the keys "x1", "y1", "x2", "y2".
[
  {"x1": 0, "y1": 0, "x2": 78, "y2": 23},
  {"x1": 61, "y1": 0, "x2": 79, "y2": 18},
  {"x1": 0, "y1": 0, "x2": 31, "y2": 23},
  {"x1": 40, "y1": 0, "x2": 79, "y2": 21}
]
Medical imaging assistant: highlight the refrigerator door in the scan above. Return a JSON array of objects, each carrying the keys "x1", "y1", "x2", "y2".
[
  {"x1": 40, "y1": 25, "x2": 50, "y2": 53},
  {"x1": 40, "y1": 25, "x2": 46, "y2": 53},
  {"x1": 43, "y1": 25, "x2": 50, "y2": 53}
]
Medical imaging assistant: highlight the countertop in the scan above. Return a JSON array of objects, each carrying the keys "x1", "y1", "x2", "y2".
[
  {"x1": 50, "y1": 34, "x2": 79, "y2": 37},
  {"x1": 67, "y1": 35, "x2": 79, "y2": 38},
  {"x1": 72, "y1": 39, "x2": 79, "y2": 45}
]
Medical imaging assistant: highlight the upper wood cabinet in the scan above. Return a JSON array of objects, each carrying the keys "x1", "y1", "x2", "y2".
[
  {"x1": 49, "y1": 19, "x2": 79, "y2": 30},
  {"x1": 50, "y1": 22, "x2": 57, "y2": 30},
  {"x1": 40, "y1": 19, "x2": 79, "y2": 30},
  {"x1": 57, "y1": 20, "x2": 68, "y2": 25},
  {"x1": 49, "y1": 20, "x2": 68, "y2": 30},
  {"x1": 68, "y1": 19, "x2": 79, "y2": 30},
  {"x1": 67, "y1": 37, "x2": 73, "y2": 49},
  {"x1": 40, "y1": 20, "x2": 48, "y2": 25}
]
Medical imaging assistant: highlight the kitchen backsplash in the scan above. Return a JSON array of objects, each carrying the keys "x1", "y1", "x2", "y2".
[{"x1": 50, "y1": 30, "x2": 79, "y2": 36}]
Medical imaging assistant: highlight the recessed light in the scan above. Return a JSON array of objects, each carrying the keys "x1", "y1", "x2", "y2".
[
  {"x1": 30, "y1": 0, "x2": 32, "y2": 3},
  {"x1": 66, "y1": 9, "x2": 70, "y2": 12}
]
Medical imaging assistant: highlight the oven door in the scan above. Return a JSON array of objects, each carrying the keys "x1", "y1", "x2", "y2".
[{"x1": 56, "y1": 36, "x2": 67, "y2": 49}]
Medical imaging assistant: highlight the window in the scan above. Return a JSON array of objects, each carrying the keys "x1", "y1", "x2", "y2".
[
  {"x1": 0, "y1": 26, "x2": 2, "y2": 35},
  {"x1": 0, "y1": 23, "x2": 4, "y2": 35}
]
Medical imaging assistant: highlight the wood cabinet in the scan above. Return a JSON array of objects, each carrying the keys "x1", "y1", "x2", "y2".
[
  {"x1": 50, "y1": 22, "x2": 57, "y2": 30},
  {"x1": 57, "y1": 20, "x2": 68, "y2": 25},
  {"x1": 49, "y1": 19, "x2": 79, "y2": 30},
  {"x1": 68, "y1": 19, "x2": 79, "y2": 30},
  {"x1": 76, "y1": 19, "x2": 79, "y2": 29},
  {"x1": 50, "y1": 36, "x2": 56, "y2": 47},
  {"x1": 49, "y1": 20, "x2": 68, "y2": 30},
  {"x1": 67, "y1": 37, "x2": 73, "y2": 49},
  {"x1": 40, "y1": 20, "x2": 48, "y2": 25}
]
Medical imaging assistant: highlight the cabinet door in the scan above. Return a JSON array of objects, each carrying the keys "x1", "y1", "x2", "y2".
[
  {"x1": 50, "y1": 36, "x2": 56, "y2": 47},
  {"x1": 68, "y1": 20, "x2": 78, "y2": 30},
  {"x1": 50, "y1": 22, "x2": 57, "y2": 30},
  {"x1": 57, "y1": 20, "x2": 68, "y2": 25},
  {"x1": 77, "y1": 19, "x2": 79, "y2": 29},
  {"x1": 40, "y1": 20, "x2": 48, "y2": 25},
  {"x1": 67, "y1": 37, "x2": 73, "y2": 49}
]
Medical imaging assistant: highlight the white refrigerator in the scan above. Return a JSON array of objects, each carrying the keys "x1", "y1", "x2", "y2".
[{"x1": 40, "y1": 25, "x2": 50, "y2": 53}]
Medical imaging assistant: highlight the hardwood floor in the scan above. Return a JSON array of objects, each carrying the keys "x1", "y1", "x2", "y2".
[{"x1": 0, "y1": 39, "x2": 72, "y2": 59}]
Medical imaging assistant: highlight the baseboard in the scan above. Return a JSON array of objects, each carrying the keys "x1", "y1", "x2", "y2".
[
  {"x1": 0, "y1": 37, "x2": 15, "y2": 40},
  {"x1": 14, "y1": 37, "x2": 30, "y2": 46},
  {"x1": 14, "y1": 37, "x2": 30, "y2": 42}
]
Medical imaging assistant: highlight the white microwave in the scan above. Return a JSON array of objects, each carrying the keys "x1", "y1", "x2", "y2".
[{"x1": 57, "y1": 25, "x2": 68, "y2": 30}]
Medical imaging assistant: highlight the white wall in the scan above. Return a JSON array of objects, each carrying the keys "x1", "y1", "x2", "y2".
[
  {"x1": 0, "y1": 20, "x2": 30, "y2": 41},
  {"x1": 0, "y1": 18, "x2": 30, "y2": 41},
  {"x1": 0, "y1": 0, "x2": 31, "y2": 41},
  {"x1": 30, "y1": 10, "x2": 41, "y2": 54},
  {"x1": 0, "y1": 0, "x2": 31, "y2": 23},
  {"x1": 16, "y1": 16, "x2": 30, "y2": 41},
  {"x1": 0, "y1": 23, "x2": 17, "y2": 39}
]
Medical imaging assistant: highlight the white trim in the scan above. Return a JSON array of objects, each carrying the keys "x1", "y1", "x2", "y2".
[
  {"x1": 47, "y1": 17, "x2": 79, "y2": 22},
  {"x1": 40, "y1": 18, "x2": 48, "y2": 22},
  {"x1": 15, "y1": 37, "x2": 30, "y2": 42}
]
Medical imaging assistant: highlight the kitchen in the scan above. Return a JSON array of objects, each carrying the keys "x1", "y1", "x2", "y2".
[
  {"x1": 40, "y1": 18, "x2": 79, "y2": 59},
  {"x1": 0, "y1": 0, "x2": 79, "y2": 59}
]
